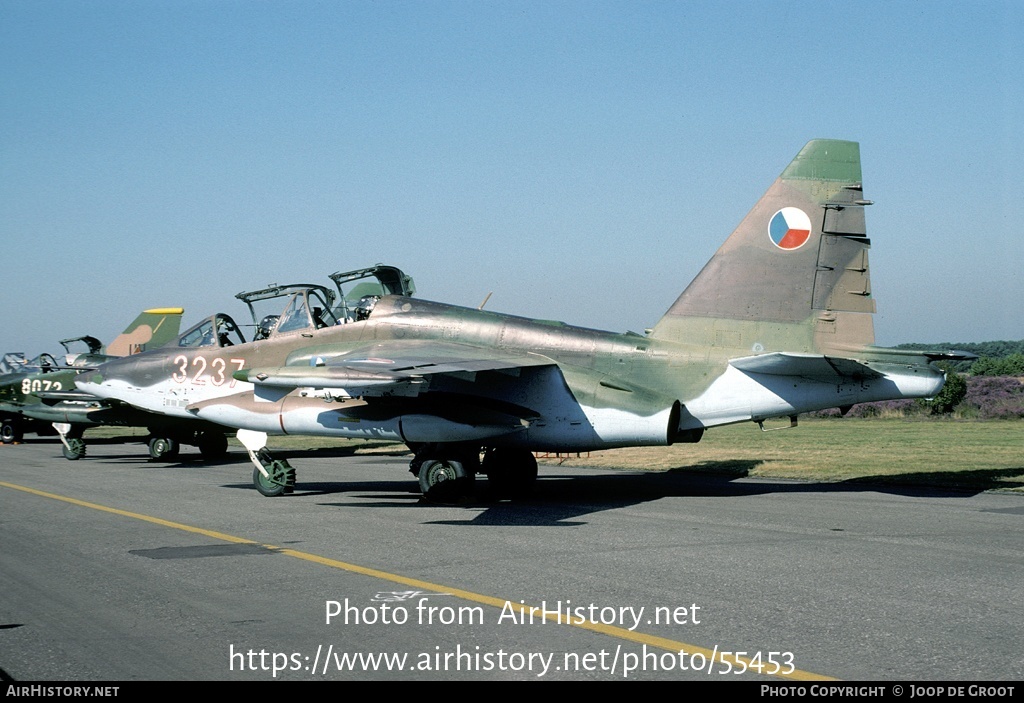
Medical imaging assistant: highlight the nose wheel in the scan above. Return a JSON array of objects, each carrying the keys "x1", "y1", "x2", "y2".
[
  {"x1": 238, "y1": 429, "x2": 296, "y2": 497},
  {"x1": 252, "y1": 460, "x2": 296, "y2": 497},
  {"x1": 61, "y1": 438, "x2": 87, "y2": 461},
  {"x1": 53, "y1": 422, "x2": 86, "y2": 461}
]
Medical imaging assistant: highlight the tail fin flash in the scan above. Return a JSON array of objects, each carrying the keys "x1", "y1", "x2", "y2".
[
  {"x1": 651, "y1": 139, "x2": 875, "y2": 356},
  {"x1": 104, "y1": 308, "x2": 184, "y2": 356}
]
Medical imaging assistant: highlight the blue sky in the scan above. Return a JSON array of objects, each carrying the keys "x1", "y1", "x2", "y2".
[{"x1": 2, "y1": 0, "x2": 1022, "y2": 354}]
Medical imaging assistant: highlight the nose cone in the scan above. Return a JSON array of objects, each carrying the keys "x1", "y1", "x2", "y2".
[
  {"x1": 76, "y1": 371, "x2": 102, "y2": 387},
  {"x1": 73, "y1": 354, "x2": 139, "y2": 399},
  {"x1": 74, "y1": 370, "x2": 107, "y2": 396}
]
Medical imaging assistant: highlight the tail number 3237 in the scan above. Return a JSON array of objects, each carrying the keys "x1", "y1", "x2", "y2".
[{"x1": 172, "y1": 355, "x2": 245, "y2": 387}]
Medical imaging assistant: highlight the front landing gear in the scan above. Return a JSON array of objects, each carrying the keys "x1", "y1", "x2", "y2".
[
  {"x1": 53, "y1": 423, "x2": 86, "y2": 461},
  {"x1": 252, "y1": 461, "x2": 296, "y2": 497},
  {"x1": 62, "y1": 438, "x2": 86, "y2": 461},
  {"x1": 238, "y1": 429, "x2": 295, "y2": 497}
]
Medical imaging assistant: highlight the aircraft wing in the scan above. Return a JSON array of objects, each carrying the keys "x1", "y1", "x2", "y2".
[
  {"x1": 729, "y1": 352, "x2": 884, "y2": 382},
  {"x1": 234, "y1": 340, "x2": 556, "y2": 397}
]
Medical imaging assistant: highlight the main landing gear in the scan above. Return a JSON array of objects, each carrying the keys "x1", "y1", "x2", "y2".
[
  {"x1": 148, "y1": 436, "x2": 179, "y2": 460},
  {"x1": 1, "y1": 418, "x2": 24, "y2": 445},
  {"x1": 147, "y1": 429, "x2": 229, "y2": 461},
  {"x1": 52, "y1": 422, "x2": 230, "y2": 462},
  {"x1": 235, "y1": 431, "x2": 541, "y2": 502},
  {"x1": 409, "y1": 444, "x2": 539, "y2": 502}
]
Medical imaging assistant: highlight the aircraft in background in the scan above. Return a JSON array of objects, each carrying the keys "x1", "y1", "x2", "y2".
[
  {"x1": 76, "y1": 140, "x2": 973, "y2": 500},
  {"x1": 56, "y1": 265, "x2": 416, "y2": 463},
  {"x1": 0, "y1": 308, "x2": 184, "y2": 454}
]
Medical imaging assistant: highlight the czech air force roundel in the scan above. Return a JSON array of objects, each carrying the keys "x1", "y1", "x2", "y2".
[{"x1": 768, "y1": 207, "x2": 812, "y2": 250}]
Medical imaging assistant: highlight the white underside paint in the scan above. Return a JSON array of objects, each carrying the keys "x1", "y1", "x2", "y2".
[{"x1": 684, "y1": 363, "x2": 946, "y2": 428}]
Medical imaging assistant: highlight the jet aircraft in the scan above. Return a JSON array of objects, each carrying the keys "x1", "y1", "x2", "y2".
[
  {"x1": 0, "y1": 308, "x2": 184, "y2": 453},
  {"x1": 76, "y1": 140, "x2": 971, "y2": 500},
  {"x1": 62, "y1": 265, "x2": 416, "y2": 464}
]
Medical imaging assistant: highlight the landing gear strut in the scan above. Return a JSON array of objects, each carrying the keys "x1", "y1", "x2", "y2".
[
  {"x1": 53, "y1": 422, "x2": 86, "y2": 460},
  {"x1": 238, "y1": 429, "x2": 295, "y2": 497}
]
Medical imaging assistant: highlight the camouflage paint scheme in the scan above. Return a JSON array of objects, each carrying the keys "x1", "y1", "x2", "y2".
[
  {"x1": 0, "y1": 308, "x2": 232, "y2": 461},
  {"x1": 76, "y1": 141, "x2": 969, "y2": 499},
  {"x1": 0, "y1": 308, "x2": 184, "y2": 446}
]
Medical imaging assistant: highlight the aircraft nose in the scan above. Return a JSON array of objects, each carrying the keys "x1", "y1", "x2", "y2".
[{"x1": 74, "y1": 372, "x2": 103, "y2": 390}]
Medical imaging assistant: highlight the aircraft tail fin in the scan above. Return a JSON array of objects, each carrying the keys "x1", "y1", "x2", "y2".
[
  {"x1": 104, "y1": 308, "x2": 184, "y2": 356},
  {"x1": 650, "y1": 139, "x2": 875, "y2": 357}
]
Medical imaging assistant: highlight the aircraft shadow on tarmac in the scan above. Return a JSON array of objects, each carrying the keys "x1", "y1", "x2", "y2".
[
  {"x1": 220, "y1": 459, "x2": 1023, "y2": 527},
  {"x1": 24, "y1": 439, "x2": 1020, "y2": 526}
]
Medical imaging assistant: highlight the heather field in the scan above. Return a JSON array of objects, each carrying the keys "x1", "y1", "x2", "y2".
[
  {"x1": 545, "y1": 418, "x2": 1024, "y2": 492},
  {"x1": 813, "y1": 374, "x2": 1024, "y2": 420}
]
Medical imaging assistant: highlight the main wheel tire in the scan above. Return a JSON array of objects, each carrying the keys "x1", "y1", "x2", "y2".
[
  {"x1": 418, "y1": 458, "x2": 474, "y2": 502},
  {"x1": 197, "y1": 431, "x2": 229, "y2": 460},
  {"x1": 483, "y1": 448, "x2": 538, "y2": 499},
  {"x1": 61, "y1": 438, "x2": 86, "y2": 461},
  {"x1": 1, "y1": 420, "x2": 23, "y2": 444},
  {"x1": 148, "y1": 437, "x2": 180, "y2": 460},
  {"x1": 253, "y1": 461, "x2": 295, "y2": 497}
]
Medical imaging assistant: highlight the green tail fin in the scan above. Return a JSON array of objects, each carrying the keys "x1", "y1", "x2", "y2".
[
  {"x1": 650, "y1": 139, "x2": 875, "y2": 356},
  {"x1": 104, "y1": 308, "x2": 184, "y2": 356}
]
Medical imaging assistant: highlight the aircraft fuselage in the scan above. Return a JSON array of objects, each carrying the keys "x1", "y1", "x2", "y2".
[{"x1": 77, "y1": 294, "x2": 944, "y2": 453}]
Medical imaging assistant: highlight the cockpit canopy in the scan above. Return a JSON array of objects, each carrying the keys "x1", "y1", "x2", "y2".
[
  {"x1": 33, "y1": 353, "x2": 60, "y2": 370},
  {"x1": 177, "y1": 314, "x2": 246, "y2": 349},
  {"x1": 273, "y1": 288, "x2": 339, "y2": 335},
  {"x1": 328, "y1": 264, "x2": 415, "y2": 323},
  {"x1": 1, "y1": 353, "x2": 28, "y2": 375},
  {"x1": 232, "y1": 264, "x2": 416, "y2": 339},
  {"x1": 59, "y1": 336, "x2": 103, "y2": 355}
]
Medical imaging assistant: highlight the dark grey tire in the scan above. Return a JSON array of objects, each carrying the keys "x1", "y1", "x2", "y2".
[
  {"x1": 148, "y1": 437, "x2": 180, "y2": 460},
  {"x1": 253, "y1": 461, "x2": 295, "y2": 497},
  {"x1": 197, "y1": 431, "x2": 229, "y2": 459},
  {"x1": 483, "y1": 448, "x2": 538, "y2": 499},
  {"x1": 61, "y1": 438, "x2": 86, "y2": 461},
  {"x1": 1, "y1": 420, "x2": 23, "y2": 444},
  {"x1": 417, "y1": 458, "x2": 474, "y2": 502}
]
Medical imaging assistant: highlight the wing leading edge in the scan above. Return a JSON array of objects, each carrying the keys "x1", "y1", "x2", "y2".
[{"x1": 234, "y1": 339, "x2": 556, "y2": 398}]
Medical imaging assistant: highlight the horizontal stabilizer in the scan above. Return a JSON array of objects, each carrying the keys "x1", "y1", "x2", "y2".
[
  {"x1": 862, "y1": 346, "x2": 979, "y2": 363},
  {"x1": 730, "y1": 352, "x2": 883, "y2": 382}
]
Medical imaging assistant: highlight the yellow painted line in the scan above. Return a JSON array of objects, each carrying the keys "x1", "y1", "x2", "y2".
[
  {"x1": 0, "y1": 481, "x2": 257, "y2": 545},
  {"x1": 1, "y1": 479, "x2": 835, "y2": 681}
]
